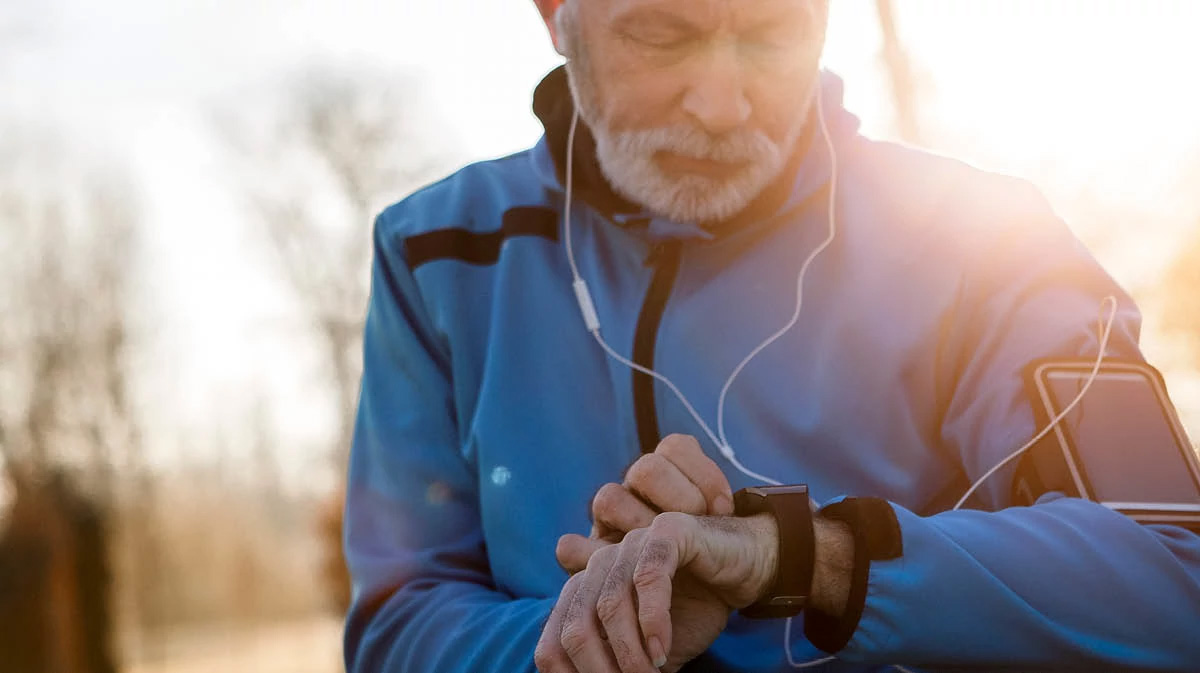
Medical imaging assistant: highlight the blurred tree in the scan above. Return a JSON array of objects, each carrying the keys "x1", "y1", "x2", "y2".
[
  {"x1": 875, "y1": 0, "x2": 923, "y2": 145},
  {"x1": 223, "y1": 67, "x2": 446, "y2": 471},
  {"x1": 0, "y1": 155, "x2": 142, "y2": 503},
  {"x1": 220, "y1": 66, "x2": 451, "y2": 613},
  {"x1": 0, "y1": 132, "x2": 142, "y2": 672}
]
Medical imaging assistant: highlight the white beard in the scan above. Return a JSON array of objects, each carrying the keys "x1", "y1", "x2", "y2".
[
  {"x1": 591, "y1": 124, "x2": 788, "y2": 224},
  {"x1": 554, "y1": 0, "x2": 818, "y2": 223}
]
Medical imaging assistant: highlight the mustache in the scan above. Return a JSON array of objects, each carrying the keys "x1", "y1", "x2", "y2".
[{"x1": 610, "y1": 125, "x2": 780, "y2": 165}]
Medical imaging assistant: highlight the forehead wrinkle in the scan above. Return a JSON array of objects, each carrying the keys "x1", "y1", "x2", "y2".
[
  {"x1": 603, "y1": 0, "x2": 819, "y2": 35},
  {"x1": 727, "y1": 0, "x2": 820, "y2": 30},
  {"x1": 604, "y1": 0, "x2": 721, "y2": 31}
]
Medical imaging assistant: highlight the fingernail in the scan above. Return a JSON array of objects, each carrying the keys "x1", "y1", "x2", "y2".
[
  {"x1": 713, "y1": 494, "x2": 733, "y2": 515},
  {"x1": 648, "y1": 636, "x2": 667, "y2": 668}
]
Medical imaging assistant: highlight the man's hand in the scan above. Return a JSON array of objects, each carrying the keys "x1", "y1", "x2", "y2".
[
  {"x1": 557, "y1": 435, "x2": 734, "y2": 574},
  {"x1": 535, "y1": 511, "x2": 779, "y2": 673}
]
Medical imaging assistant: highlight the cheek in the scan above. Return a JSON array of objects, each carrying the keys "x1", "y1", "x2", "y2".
[
  {"x1": 750, "y1": 85, "x2": 816, "y2": 141},
  {"x1": 592, "y1": 58, "x2": 685, "y2": 130},
  {"x1": 745, "y1": 65, "x2": 823, "y2": 141}
]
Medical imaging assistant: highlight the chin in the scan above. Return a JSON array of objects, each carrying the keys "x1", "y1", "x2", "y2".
[
  {"x1": 590, "y1": 115, "x2": 787, "y2": 224},
  {"x1": 608, "y1": 163, "x2": 770, "y2": 224},
  {"x1": 657, "y1": 184, "x2": 757, "y2": 223}
]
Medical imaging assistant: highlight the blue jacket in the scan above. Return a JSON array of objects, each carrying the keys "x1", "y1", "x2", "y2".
[{"x1": 343, "y1": 68, "x2": 1200, "y2": 672}]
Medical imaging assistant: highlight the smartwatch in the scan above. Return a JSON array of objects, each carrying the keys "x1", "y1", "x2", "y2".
[{"x1": 732, "y1": 484, "x2": 815, "y2": 619}]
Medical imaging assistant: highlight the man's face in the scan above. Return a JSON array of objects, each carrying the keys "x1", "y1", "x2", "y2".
[{"x1": 557, "y1": 0, "x2": 828, "y2": 224}]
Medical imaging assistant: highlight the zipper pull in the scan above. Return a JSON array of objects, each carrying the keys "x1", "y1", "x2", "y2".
[
  {"x1": 644, "y1": 243, "x2": 666, "y2": 268},
  {"x1": 644, "y1": 240, "x2": 680, "y2": 268}
]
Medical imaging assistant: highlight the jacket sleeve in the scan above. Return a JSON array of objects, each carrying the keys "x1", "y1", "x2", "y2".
[
  {"x1": 342, "y1": 214, "x2": 551, "y2": 673},
  {"x1": 806, "y1": 193, "x2": 1200, "y2": 671}
]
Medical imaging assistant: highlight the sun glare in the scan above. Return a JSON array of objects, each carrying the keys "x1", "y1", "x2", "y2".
[{"x1": 874, "y1": 2, "x2": 1200, "y2": 189}]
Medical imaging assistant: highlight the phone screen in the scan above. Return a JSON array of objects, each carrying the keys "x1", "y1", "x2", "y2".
[{"x1": 1045, "y1": 369, "x2": 1200, "y2": 505}]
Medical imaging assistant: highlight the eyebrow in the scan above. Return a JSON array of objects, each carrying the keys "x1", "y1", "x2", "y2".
[
  {"x1": 609, "y1": 1, "x2": 818, "y2": 39},
  {"x1": 609, "y1": 8, "x2": 703, "y2": 35}
]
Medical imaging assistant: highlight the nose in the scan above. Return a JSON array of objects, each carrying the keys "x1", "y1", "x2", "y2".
[{"x1": 681, "y1": 41, "x2": 752, "y2": 136}]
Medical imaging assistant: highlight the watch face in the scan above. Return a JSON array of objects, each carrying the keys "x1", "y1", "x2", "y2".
[
  {"x1": 733, "y1": 485, "x2": 809, "y2": 515},
  {"x1": 763, "y1": 485, "x2": 809, "y2": 495},
  {"x1": 742, "y1": 485, "x2": 809, "y2": 499}
]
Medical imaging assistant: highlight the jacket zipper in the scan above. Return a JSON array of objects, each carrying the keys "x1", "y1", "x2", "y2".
[{"x1": 631, "y1": 240, "x2": 683, "y2": 455}]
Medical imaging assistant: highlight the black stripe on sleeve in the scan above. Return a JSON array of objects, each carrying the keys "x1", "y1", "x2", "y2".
[{"x1": 404, "y1": 206, "x2": 559, "y2": 271}]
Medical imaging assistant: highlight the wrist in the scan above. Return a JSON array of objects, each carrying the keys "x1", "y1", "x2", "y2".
[
  {"x1": 802, "y1": 497, "x2": 904, "y2": 654},
  {"x1": 741, "y1": 512, "x2": 856, "y2": 616},
  {"x1": 809, "y1": 515, "x2": 855, "y2": 616}
]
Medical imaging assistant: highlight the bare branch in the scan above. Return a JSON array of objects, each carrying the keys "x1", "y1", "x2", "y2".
[
  {"x1": 875, "y1": 0, "x2": 923, "y2": 145},
  {"x1": 0, "y1": 131, "x2": 142, "y2": 497},
  {"x1": 222, "y1": 66, "x2": 450, "y2": 469}
]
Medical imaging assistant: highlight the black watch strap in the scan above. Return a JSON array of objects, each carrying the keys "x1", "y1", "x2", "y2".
[{"x1": 732, "y1": 485, "x2": 815, "y2": 619}]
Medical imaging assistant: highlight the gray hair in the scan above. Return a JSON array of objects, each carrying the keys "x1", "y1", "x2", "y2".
[{"x1": 553, "y1": 0, "x2": 580, "y2": 58}]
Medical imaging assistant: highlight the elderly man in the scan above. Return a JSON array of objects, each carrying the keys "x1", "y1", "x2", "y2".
[{"x1": 342, "y1": 1, "x2": 1200, "y2": 671}]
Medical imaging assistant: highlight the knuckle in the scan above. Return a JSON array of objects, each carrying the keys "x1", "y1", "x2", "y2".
[
  {"x1": 635, "y1": 538, "x2": 675, "y2": 585},
  {"x1": 556, "y1": 536, "x2": 592, "y2": 569},
  {"x1": 633, "y1": 564, "x2": 660, "y2": 590},
  {"x1": 559, "y1": 623, "x2": 591, "y2": 657},
  {"x1": 595, "y1": 588, "x2": 622, "y2": 624},
  {"x1": 680, "y1": 489, "x2": 709, "y2": 515},
  {"x1": 561, "y1": 572, "x2": 585, "y2": 596},
  {"x1": 533, "y1": 643, "x2": 565, "y2": 672},
  {"x1": 564, "y1": 571, "x2": 584, "y2": 589},
  {"x1": 651, "y1": 511, "x2": 688, "y2": 534},
  {"x1": 554, "y1": 535, "x2": 572, "y2": 560},
  {"x1": 592, "y1": 482, "x2": 625, "y2": 514},
  {"x1": 589, "y1": 542, "x2": 617, "y2": 566},
  {"x1": 657, "y1": 433, "x2": 700, "y2": 459},
  {"x1": 624, "y1": 455, "x2": 660, "y2": 488}
]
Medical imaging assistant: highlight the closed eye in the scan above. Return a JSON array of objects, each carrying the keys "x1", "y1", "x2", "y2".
[
  {"x1": 612, "y1": 10, "x2": 700, "y2": 52},
  {"x1": 621, "y1": 29, "x2": 692, "y2": 51}
]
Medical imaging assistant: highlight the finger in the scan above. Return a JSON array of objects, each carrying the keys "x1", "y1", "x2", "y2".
[
  {"x1": 561, "y1": 549, "x2": 622, "y2": 673},
  {"x1": 624, "y1": 453, "x2": 707, "y2": 517},
  {"x1": 592, "y1": 482, "x2": 658, "y2": 538},
  {"x1": 655, "y1": 435, "x2": 734, "y2": 516},
  {"x1": 535, "y1": 576, "x2": 582, "y2": 673},
  {"x1": 596, "y1": 532, "x2": 658, "y2": 673},
  {"x1": 557, "y1": 534, "x2": 610, "y2": 575},
  {"x1": 634, "y1": 514, "x2": 699, "y2": 669},
  {"x1": 589, "y1": 521, "x2": 623, "y2": 542}
]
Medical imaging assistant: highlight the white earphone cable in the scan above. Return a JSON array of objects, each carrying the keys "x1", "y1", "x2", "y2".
[
  {"x1": 562, "y1": 82, "x2": 1118, "y2": 673},
  {"x1": 563, "y1": 91, "x2": 843, "y2": 670},
  {"x1": 716, "y1": 86, "x2": 840, "y2": 457},
  {"x1": 564, "y1": 89, "x2": 837, "y2": 490},
  {"x1": 952, "y1": 296, "x2": 1118, "y2": 512},
  {"x1": 565, "y1": 113, "x2": 729, "y2": 458}
]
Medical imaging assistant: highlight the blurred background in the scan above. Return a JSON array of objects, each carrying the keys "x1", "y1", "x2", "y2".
[{"x1": 1, "y1": 1, "x2": 1198, "y2": 671}]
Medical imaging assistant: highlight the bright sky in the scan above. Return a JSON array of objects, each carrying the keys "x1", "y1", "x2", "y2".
[{"x1": 4, "y1": 0, "x2": 1200, "y2": 481}]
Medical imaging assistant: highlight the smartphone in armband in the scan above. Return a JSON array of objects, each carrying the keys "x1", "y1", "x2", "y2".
[{"x1": 1013, "y1": 359, "x2": 1200, "y2": 533}]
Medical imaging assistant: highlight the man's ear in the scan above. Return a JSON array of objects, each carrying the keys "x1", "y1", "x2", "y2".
[{"x1": 533, "y1": 0, "x2": 566, "y2": 54}]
